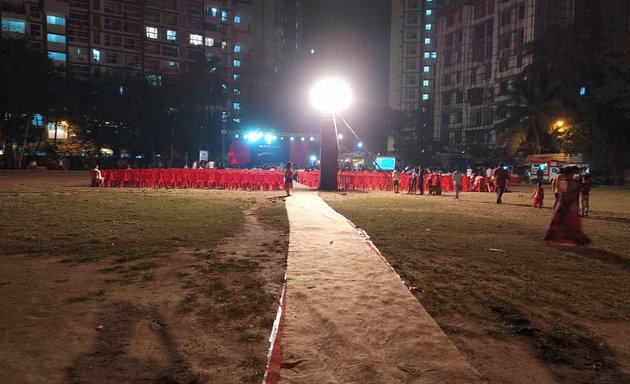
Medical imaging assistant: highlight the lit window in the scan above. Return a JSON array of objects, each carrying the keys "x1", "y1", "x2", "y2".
[
  {"x1": 48, "y1": 51, "x2": 66, "y2": 62},
  {"x1": 424, "y1": 52, "x2": 430, "y2": 59},
  {"x1": 425, "y1": 24, "x2": 432, "y2": 30},
  {"x1": 168, "y1": 61, "x2": 178, "y2": 69},
  {"x1": 423, "y1": 80, "x2": 430, "y2": 86},
  {"x1": 422, "y1": 94, "x2": 429, "y2": 101},
  {"x1": 579, "y1": 86, "x2": 586, "y2": 96},
  {"x1": 424, "y1": 38, "x2": 431, "y2": 45},
  {"x1": 234, "y1": 44, "x2": 241, "y2": 53},
  {"x1": 221, "y1": 11, "x2": 228, "y2": 22},
  {"x1": 2, "y1": 18, "x2": 26, "y2": 33},
  {"x1": 146, "y1": 26, "x2": 157, "y2": 39},
  {"x1": 233, "y1": 73, "x2": 240, "y2": 80},
  {"x1": 211, "y1": 7, "x2": 218, "y2": 17},
  {"x1": 221, "y1": 41, "x2": 229, "y2": 49},
  {"x1": 423, "y1": 66, "x2": 430, "y2": 73},
  {"x1": 234, "y1": 15, "x2": 241, "y2": 24},
  {"x1": 233, "y1": 59, "x2": 241, "y2": 67},
  {"x1": 146, "y1": 74, "x2": 162, "y2": 87},
  {"x1": 92, "y1": 48, "x2": 101, "y2": 62},
  {"x1": 426, "y1": 10, "x2": 432, "y2": 16},
  {"x1": 233, "y1": 88, "x2": 240, "y2": 95},
  {"x1": 190, "y1": 34, "x2": 202, "y2": 45},
  {"x1": 32, "y1": 114, "x2": 44, "y2": 126},
  {"x1": 47, "y1": 122, "x2": 68, "y2": 140},
  {"x1": 166, "y1": 29, "x2": 176, "y2": 41},
  {"x1": 46, "y1": 15, "x2": 66, "y2": 26},
  {"x1": 205, "y1": 37, "x2": 214, "y2": 46},
  {"x1": 431, "y1": 52, "x2": 437, "y2": 58},
  {"x1": 47, "y1": 33, "x2": 66, "y2": 44},
  {"x1": 233, "y1": 102, "x2": 241, "y2": 110}
]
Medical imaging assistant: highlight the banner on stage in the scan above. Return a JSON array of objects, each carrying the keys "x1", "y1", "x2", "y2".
[{"x1": 199, "y1": 150, "x2": 208, "y2": 161}]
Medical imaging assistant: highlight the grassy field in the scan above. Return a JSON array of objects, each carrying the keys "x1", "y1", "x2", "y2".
[
  {"x1": 0, "y1": 173, "x2": 289, "y2": 384},
  {"x1": 324, "y1": 185, "x2": 630, "y2": 384}
]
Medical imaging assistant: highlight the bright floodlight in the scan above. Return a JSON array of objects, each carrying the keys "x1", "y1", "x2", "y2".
[{"x1": 310, "y1": 77, "x2": 352, "y2": 114}]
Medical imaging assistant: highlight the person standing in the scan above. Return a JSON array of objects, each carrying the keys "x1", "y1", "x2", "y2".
[
  {"x1": 485, "y1": 166, "x2": 493, "y2": 192},
  {"x1": 545, "y1": 166, "x2": 590, "y2": 245},
  {"x1": 284, "y1": 161, "x2": 294, "y2": 196},
  {"x1": 493, "y1": 163, "x2": 509, "y2": 204},
  {"x1": 392, "y1": 167, "x2": 400, "y2": 193},
  {"x1": 466, "y1": 165, "x2": 473, "y2": 178},
  {"x1": 418, "y1": 167, "x2": 425, "y2": 195},
  {"x1": 532, "y1": 182, "x2": 545, "y2": 209},
  {"x1": 536, "y1": 168, "x2": 544, "y2": 184},
  {"x1": 452, "y1": 167, "x2": 463, "y2": 200},
  {"x1": 408, "y1": 167, "x2": 417, "y2": 194},
  {"x1": 550, "y1": 174, "x2": 560, "y2": 208},
  {"x1": 580, "y1": 175, "x2": 591, "y2": 217}
]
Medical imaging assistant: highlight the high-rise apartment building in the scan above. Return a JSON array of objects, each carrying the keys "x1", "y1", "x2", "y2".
[
  {"x1": 388, "y1": 0, "x2": 451, "y2": 153},
  {"x1": 0, "y1": 0, "x2": 301, "y2": 132},
  {"x1": 389, "y1": 0, "x2": 630, "y2": 156}
]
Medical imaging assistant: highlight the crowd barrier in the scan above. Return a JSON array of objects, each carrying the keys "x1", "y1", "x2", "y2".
[{"x1": 95, "y1": 169, "x2": 285, "y2": 190}]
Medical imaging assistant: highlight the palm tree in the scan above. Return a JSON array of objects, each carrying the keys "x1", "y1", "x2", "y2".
[
  {"x1": 521, "y1": 26, "x2": 589, "y2": 87},
  {"x1": 494, "y1": 75, "x2": 564, "y2": 155}
]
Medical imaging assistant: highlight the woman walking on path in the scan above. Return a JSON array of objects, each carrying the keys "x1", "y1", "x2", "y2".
[
  {"x1": 284, "y1": 162, "x2": 294, "y2": 196},
  {"x1": 544, "y1": 166, "x2": 590, "y2": 246}
]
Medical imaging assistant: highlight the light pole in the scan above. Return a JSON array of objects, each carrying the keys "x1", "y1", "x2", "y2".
[{"x1": 310, "y1": 77, "x2": 352, "y2": 191}]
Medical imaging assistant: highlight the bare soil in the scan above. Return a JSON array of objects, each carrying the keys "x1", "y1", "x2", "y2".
[{"x1": 0, "y1": 171, "x2": 288, "y2": 384}]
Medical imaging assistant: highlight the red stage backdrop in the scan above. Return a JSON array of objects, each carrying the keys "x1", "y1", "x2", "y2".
[
  {"x1": 228, "y1": 139, "x2": 251, "y2": 166},
  {"x1": 289, "y1": 140, "x2": 309, "y2": 168}
]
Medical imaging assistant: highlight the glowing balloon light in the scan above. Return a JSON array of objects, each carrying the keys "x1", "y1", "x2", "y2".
[{"x1": 310, "y1": 78, "x2": 353, "y2": 114}]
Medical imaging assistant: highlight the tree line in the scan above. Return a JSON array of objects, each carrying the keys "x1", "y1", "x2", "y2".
[
  {"x1": 0, "y1": 38, "x2": 228, "y2": 169},
  {"x1": 389, "y1": 27, "x2": 630, "y2": 185}
]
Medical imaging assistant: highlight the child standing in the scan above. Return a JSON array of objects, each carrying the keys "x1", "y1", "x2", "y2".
[
  {"x1": 532, "y1": 182, "x2": 544, "y2": 209},
  {"x1": 392, "y1": 168, "x2": 400, "y2": 193}
]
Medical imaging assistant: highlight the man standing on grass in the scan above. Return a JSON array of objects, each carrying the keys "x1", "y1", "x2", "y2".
[
  {"x1": 493, "y1": 163, "x2": 509, "y2": 204},
  {"x1": 452, "y1": 167, "x2": 463, "y2": 200}
]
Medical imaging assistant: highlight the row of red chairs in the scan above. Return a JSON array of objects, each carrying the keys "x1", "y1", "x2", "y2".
[{"x1": 97, "y1": 169, "x2": 285, "y2": 190}]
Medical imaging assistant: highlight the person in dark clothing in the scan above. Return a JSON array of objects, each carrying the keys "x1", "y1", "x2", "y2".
[
  {"x1": 493, "y1": 163, "x2": 509, "y2": 204},
  {"x1": 418, "y1": 167, "x2": 425, "y2": 195}
]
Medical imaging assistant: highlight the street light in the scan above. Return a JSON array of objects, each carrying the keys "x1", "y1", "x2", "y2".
[{"x1": 310, "y1": 77, "x2": 353, "y2": 191}]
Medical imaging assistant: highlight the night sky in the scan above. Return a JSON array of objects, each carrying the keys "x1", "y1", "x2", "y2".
[{"x1": 298, "y1": 0, "x2": 392, "y2": 151}]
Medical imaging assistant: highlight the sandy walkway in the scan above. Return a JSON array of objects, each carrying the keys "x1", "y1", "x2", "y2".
[{"x1": 279, "y1": 184, "x2": 484, "y2": 383}]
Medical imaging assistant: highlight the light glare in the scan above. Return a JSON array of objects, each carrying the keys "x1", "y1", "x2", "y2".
[{"x1": 310, "y1": 78, "x2": 352, "y2": 113}]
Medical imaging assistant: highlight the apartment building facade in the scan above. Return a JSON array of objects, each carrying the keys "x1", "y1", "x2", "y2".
[
  {"x1": 390, "y1": 0, "x2": 630, "y2": 156},
  {"x1": 0, "y1": 0, "x2": 300, "y2": 135}
]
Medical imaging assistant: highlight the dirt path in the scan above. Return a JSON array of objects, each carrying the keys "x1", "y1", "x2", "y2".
[{"x1": 278, "y1": 185, "x2": 484, "y2": 383}]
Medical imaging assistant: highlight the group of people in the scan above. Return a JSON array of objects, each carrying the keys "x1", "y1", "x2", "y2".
[
  {"x1": 392, "y1": 164, "x2": 510, "y2": 203},
  {"x1": 188, "y1": 160, "x2": 220, "y2": 169},
  {"x1": 391, "y1": 167, "x2": 448, "y2": 195}
]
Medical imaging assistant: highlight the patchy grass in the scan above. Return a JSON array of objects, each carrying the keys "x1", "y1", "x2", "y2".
[
  {"x1": 0, "y1": 188, "x2": 246, "y2": 262},
  {"x1": 0, "y1": 173, "x2": 290, "y2": 384},
  {"x1": 324, "y1": 185, "x2": 630, "y2": 384}
]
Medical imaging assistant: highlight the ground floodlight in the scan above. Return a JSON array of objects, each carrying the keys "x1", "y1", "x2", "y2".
[{"x1": 310, "y1": 78, "x2": 353, "y2": 114}]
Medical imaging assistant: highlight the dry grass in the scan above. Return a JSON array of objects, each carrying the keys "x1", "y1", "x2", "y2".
[
  {"x1": 323, "y1": 184, "x2": 630, "y2": 384},
  {"x1": 0, "y1": 172, "x2": 289, "y2": 384}
]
